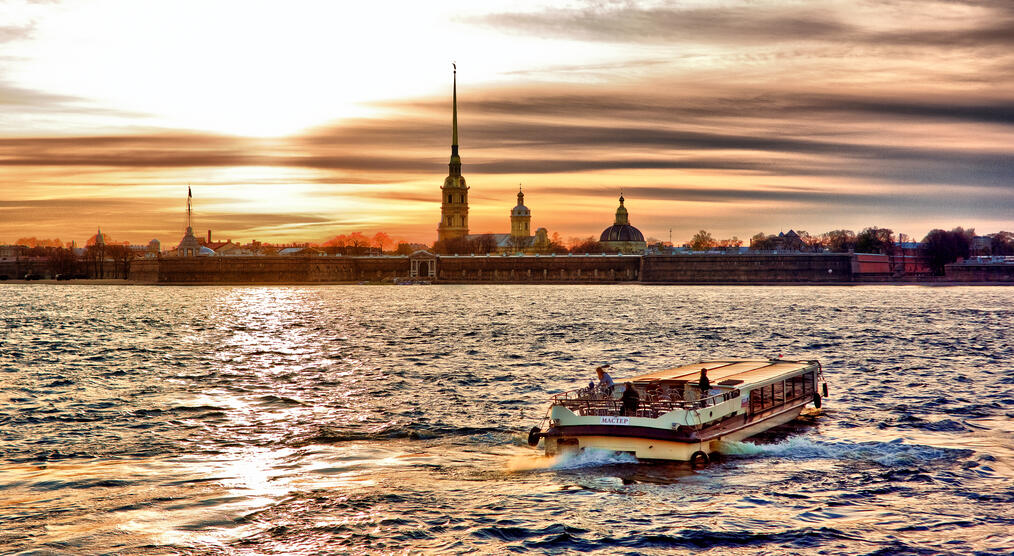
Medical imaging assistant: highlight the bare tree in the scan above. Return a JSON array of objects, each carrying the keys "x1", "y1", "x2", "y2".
[{"x1": 689, "y1": 230, "x2": 716, "y2": 251}]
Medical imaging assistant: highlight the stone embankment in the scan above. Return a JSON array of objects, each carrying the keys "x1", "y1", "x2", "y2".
[{"x1": 123, "y1": 252, "x2": 1012, "y2": 285}]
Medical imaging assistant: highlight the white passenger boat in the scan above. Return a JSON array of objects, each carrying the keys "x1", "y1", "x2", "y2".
[{"x1": 527, "y1": 359, "x2": 827, "y2": 464}]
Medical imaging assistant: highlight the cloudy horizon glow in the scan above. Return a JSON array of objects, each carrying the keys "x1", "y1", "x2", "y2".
[{"x1": 1, "y1": 0, "x2": 1012, "y2": 246}]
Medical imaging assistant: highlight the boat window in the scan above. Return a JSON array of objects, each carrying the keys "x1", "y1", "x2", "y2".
[
  {"x1": 788, "y1": 375, "x2": 802, "y2": 399},
  {"x1": 754, "y1": 387, "x2": 766, "y2": 411},
  {"x1": 803, "y1": 371, "x2": 815, "y2": 394},
  {"x1": 774, "y1": 381, "x2": 785, "y2": 405}
]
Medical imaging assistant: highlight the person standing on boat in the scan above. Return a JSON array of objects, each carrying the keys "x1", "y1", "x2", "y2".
[
  {"x1": 596, "y1": 366, "x2": 615, "y2": 396},
  {"x1": 698, "y1": 368, "x2": 711, "y2": 397},
  {"x1": 620, "y1": 382, "x2": 640, "y2": 416}
]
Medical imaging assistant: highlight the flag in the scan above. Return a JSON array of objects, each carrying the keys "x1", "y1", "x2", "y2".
[{"x1": 188, "y1": 186, "x2": 192, "y2": 198}]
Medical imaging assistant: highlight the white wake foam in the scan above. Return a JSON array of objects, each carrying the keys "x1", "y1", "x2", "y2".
[
  {"x1": 549, "y1": 448, "x2": 639, "y2": 470},
  {"x1": 717, "y1": 436, "x2": 968, "y2": 466}
]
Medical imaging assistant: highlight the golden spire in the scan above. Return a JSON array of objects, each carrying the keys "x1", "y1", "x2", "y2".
[
  {"x1": 451, "y1": 62, "x2": 458, "y2": 155},
  {"x1": 448, "y1": 63, "x2": 461, "y2": 177}
]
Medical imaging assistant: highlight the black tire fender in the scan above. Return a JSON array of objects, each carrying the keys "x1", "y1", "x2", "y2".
[
  {"x1": 822, "y1": 383, "x2": 828, "y2": 397},
  {"x1": 527, "y1": 426, "x2": 542, "y2": 447},
  {"x1": 813, "y1": 392, "x2": 822, "y2": 409},
  {"x1": 690, "y1": 450, "x2": 710, "y2": 467}
]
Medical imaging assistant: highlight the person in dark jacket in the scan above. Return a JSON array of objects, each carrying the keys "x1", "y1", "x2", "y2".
[
  {"x1": 698, "y1": 368, "x2": 711, "y2": 396},
  {"x1": 620, "y1": 382, "x2": 640, "y2": 416}
]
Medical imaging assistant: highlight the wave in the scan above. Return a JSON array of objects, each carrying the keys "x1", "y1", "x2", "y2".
[
  {"x1": 254, "y1": 394, "x2": 306, "y2": 407},
  {"x1": 549, "y1": 448, "x2": 639, "y2": 470},
  {"x1": 717, "y1": 436, "x2": 972, "y2": 466},
  {"x1": 289, "y1": 423, "x2": 518, "y2": 447}
]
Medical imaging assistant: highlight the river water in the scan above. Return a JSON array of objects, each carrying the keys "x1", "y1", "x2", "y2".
[{"x1": 1, "y1": 284, "x2": 1011, "y2": 555}]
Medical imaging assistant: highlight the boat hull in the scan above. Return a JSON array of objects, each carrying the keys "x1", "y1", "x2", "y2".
[{"x1": 545, "y1": 404, "x2": 806, "y2": 461}]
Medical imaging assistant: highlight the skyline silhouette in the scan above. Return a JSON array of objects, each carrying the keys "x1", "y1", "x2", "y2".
[{"x1": 2, "y1": 0, "x2": 1011, "y2": 245}]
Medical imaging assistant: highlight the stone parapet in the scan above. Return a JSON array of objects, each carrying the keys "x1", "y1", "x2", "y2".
[
  {"x1": 435, "y1": 254, "x2": 640, "y2": 282},
  {"x1": 130, "y1": 256, "x2": 408, "y2": 284},
  {"x1": 127, "y1": 253, "x2": 1012, "y2": 285},
  {"x1": 640, "y1": 253, "x2": 855, "y2": 283},
  {"x1": 943, "y1": 262, "x2": 1014, "y2": 282}
]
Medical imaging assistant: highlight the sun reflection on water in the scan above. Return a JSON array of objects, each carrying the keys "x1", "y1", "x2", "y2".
[{"x1": 3, "y1": 285, "x2": 1012, "y2": 554}]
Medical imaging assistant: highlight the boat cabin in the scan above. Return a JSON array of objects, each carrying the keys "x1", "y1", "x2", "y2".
[
  {"x1": 535, "y1": 359, "x2": 824, "y2": 462},
  {"x1": 553, "y1": 359, "x2": 818, "y2": 421}
]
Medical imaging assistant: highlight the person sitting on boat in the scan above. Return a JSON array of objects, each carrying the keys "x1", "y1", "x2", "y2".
[
  {"x1": 698, "y1": 368, "x2": 711, "y2": 398},
  {"x1": 620, "y1": 382, "x2": 640, "y2": 416},
  {"x1": 596, "y1": 366, "x2": 615, "y2": 395}
]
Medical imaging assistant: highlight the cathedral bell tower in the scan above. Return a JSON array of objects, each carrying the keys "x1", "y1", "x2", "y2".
[
  {"x1": 438, "y1": 63, "x2": 469, "y2": 243},
  {"x1": 510, "y1": 185, "x2": 531, "y2": 239}
]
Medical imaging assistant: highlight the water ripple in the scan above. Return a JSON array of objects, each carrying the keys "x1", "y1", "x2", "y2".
[{"x1": 1, "y1": 284, "x2": 1012, "y2": 554}]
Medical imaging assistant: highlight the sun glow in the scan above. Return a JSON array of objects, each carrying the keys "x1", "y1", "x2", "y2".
[
  {"x1": 2, "y1": 0, "x2": 1011, "y2": 244},
  {"x1": 8, "y1": 1, "x2": 614, "y2": 137}
]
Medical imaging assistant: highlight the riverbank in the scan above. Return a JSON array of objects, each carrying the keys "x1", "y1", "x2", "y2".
[
  {"x1": 2, "y1": 279, "x2": 1011, "y2": 286},
  {"x1": 1, "y1": 279, "x2": 138, "y2": 285}
]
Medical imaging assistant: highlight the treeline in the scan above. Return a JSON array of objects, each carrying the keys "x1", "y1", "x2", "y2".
[
  {"x1": 681, "y1": 226, "x2": 1014, "y2": 274},
  {"x1": 318, "y1": 232, "x2": 393, "y2": 253},
  {"x1": 748, "y1": 226, "x2": 1012, "y2": 275},
  {"x1": 14, "y1": 237, "x2": 67, "y2": 248},
  {"x1": 748, "y1": 228, "x2": 897, "y2": 252},
  {"x1": 2, "y1": 243, "x2": 135, "y2": 279}
]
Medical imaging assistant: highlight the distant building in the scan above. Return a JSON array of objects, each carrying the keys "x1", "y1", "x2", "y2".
[
  {"x1": 532, "y1": 227, "x2": 551, "y2": 252},
  {"x1": 510, "y1": 187, "x2": 531, "y2": 242},
  {"x1": 890, "y1": 241, "x2": 932, "y2": 275},
  {"x1": 279, "y1": 246, "x2": 324, "y2": 256},
  {"x1": 174, "y1": 187, "x2": 211, "y2": 257},
  {"x1": 972, "y1": 235, "x2": 992, "y2": 256},
  {"x1": 437, "y1": 65, "x2": 469, "y2": 243},
  {"x1": 495, "y1": 187, "x2": 538, "y2": 253},
  {"x1": 599, "y1": 195, "x2": 646, "y2": 254},
  {"x1": 771, "y1": 230, "x2": 806, "y2": 252},
  {"x1": 450, "y1": 186, "x2": 559, "y2": 254},
  {"x1": 0, "y1": 245, "x2": 26, "y2": 261},
  {"x1": 176, "y1": 228, "x2": 201, "y2": 257},
  {"x1": 396, "y1": 242, "x2": 430, "y2": 255},
  {"x1": 215, "y1": 242, "x2": 260, "y2": 256}
]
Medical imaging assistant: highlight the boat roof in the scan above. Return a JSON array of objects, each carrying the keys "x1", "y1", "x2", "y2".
[{"x1": 628, "y1": 359, "x2": 815, "y2": 387}]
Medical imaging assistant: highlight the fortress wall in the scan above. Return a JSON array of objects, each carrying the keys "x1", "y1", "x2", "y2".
[
  {"x1": 434, "y1": 254, "x2": 641, "y2": 282},
  {"x1": 943, "y1": 263, "x2": 1014, "y2": 282},
  {"x1": 640, "y1": 254, "x2": 856, "y2": 283},
  {"x1": 130, "y1": 256, "x2": 409, "y2": 284},
  {"x1": 130, "y1": 259, "x2": 159, "y2": 282},
  {"x1": 0, "y1": 260, "x2": 25, "y2": 279},
  {"x1": 130, "y1": 253, "x2": 1007, "y2": 285},
  {"x1": 132, "y1": 255, "x2": 641, "y2": 284}
]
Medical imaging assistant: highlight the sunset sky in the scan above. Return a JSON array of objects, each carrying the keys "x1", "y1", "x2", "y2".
[{"x1": 1, "y1": 0, "x2": 1011, "y2": 246}]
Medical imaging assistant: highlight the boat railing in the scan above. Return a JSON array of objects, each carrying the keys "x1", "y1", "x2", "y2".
[{"x1": 552, "y1": 388, "x2": 740, "y2": 418}]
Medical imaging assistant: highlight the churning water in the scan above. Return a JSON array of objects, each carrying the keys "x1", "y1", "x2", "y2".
[{"x1": 1, "y1": 284, "x2": 1011, "y2": 554}]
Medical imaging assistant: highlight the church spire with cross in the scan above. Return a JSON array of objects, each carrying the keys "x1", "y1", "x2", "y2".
[
  {"x1": 510, "y1": 183, "x2": 531, "y2": 239},
  {"x1": 438, "y1": 62, "x2": 469, "y2": 243}
]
